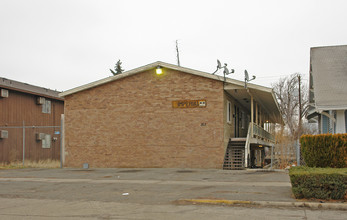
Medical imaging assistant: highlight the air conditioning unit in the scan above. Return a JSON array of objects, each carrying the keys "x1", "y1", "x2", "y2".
[
  {"x1": 36, "y1": 133, "x2": 45, "y2": 141},
  {"x1": 37, "y1": 97, "x2": 45, "y2": 105},
  {"x1": 0, "y1": 89, "x2": 9, "y2": 98},
  {"x1": 0, "y1": 130, "x2": 8, "y2": 139}
]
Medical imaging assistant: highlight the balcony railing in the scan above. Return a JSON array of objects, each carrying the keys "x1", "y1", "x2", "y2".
[{"x1": 251, "y1": 123, "x2": 275, "y2": 142}]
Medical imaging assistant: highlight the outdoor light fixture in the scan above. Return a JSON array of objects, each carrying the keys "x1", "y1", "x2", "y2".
[{"x1": 156, "y1": 66, "x2": 163, "y2": 75}]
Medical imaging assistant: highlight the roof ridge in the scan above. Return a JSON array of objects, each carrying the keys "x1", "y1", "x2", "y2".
[{"x1": 59, "y1": 61, "x2": 273, "y2": 97}]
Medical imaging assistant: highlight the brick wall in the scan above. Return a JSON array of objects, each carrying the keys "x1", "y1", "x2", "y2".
[{"x1": 64, "y1": 68, "x2": 225, "y2": 168}]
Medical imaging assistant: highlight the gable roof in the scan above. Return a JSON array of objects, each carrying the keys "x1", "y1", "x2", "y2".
[
  {"x1": 59, "y1": 61, "x2": 282, "y2": 123},
  {"x1": 0, "y1": 77, "x2": 63, "y2": 101},
  {"x1": 59, "y1": 61, "x2": 273, "y2": 97},
  {"x1": 310, "y1": 45, "x2": 347, "y2": 110}
]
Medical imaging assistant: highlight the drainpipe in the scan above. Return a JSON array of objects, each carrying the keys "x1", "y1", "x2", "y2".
[{"x1": 22, "y1": 121, "x2": 25, "y2": 166}]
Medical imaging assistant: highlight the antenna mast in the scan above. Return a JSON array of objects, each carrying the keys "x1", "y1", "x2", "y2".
[{"x1": 176, "y1": 40, "x2": 180, "y2": 66}]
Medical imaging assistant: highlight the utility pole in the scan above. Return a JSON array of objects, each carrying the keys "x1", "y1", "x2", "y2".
[
  {"x1": 176, "y1": 40, "x2": 180, "y2": 66},
  {"x1": 297, "y1": 74, "x2": 302, "y2": 167},
  {"x1": 298, "y1": 74, "x2": 302, "y2": 137}
]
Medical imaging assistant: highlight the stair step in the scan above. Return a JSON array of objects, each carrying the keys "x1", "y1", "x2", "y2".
[{"x1": 223, "y1": 139, "x2": 247, "y2": 170}]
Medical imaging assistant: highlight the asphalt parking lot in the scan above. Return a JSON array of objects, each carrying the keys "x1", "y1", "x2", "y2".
[{"x1": 0, "y1": 168, "x2": 345, "y2": 219}]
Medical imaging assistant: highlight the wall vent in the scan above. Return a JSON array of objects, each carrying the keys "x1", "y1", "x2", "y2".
[
  {"x1": 36, "y1": 133, "x2": 45, "y2": 141},
  {"x1": 0, "y1": 130, "x2": 8, "y2": 139},
  {"x1": 1, "y1": 89, "x2": 9, "y2": 98},
  {"x1": 37, "y1": 97, "x2": 45, "y2": 105}
]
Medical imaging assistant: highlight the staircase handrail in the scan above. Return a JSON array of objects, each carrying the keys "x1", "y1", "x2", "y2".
[
  {"x1": 252, "y1": 123, "x2": 275, "y2": 142},
  {"x1": 244, "y1": 122, "x2": 252, "y2": 168}
]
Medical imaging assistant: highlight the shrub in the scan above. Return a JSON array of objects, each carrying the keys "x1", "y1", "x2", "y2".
[
  {"x1": 300, "y1": 134, "x2": 347, "y2": 168},
  {"x1": 290, "y1": 166, "x2": 347, "y2": 200}
]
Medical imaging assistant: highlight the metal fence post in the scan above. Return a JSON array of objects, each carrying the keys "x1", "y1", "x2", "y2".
[
  {"x1": 60, "y1": 115, "x2": 63, "y2": 168},
  {"x1": 22, "y1": 121, "x2": 25, "y2": 166},
  {"x1": 271, "y1": 144, "x2": 274, "y2": 169},
  {"x1": 296, "y1": 139, "x2": 301, "y2": 166}
]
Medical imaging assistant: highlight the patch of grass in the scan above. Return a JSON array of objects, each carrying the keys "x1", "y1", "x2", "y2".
[
  {"x1": 289, "y1": 166, "x2": 347, "y2": 200},
  {"x1": 290, "y1": 166, "x2": 347, "y2": 175},
  {"x1": 0, "y1": 159, "x2": 60, "y2": 169}
]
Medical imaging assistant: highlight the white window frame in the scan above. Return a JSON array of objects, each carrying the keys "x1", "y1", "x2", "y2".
[
  {"x1": 42, "y1": 99, "x2": 51, "y2": 114},
  {"x1": 227, "y1": 101, "x2": 231, "y2": 123}
]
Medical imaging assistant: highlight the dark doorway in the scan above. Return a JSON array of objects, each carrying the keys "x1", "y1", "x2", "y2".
[{"x1": 234, "y1": 106, "x2": 240, "y2": 137}]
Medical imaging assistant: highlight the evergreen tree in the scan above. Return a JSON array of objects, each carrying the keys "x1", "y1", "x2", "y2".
[{"x1": 110, "y1": 59, "x2": 124, "y2": 75}]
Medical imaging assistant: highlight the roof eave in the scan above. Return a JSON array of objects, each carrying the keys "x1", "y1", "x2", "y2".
[
  {"x1": 59, "y1": 61, "x2": 162, "y2": 97},
  {"x1": 59, "y1": 61, "x2": 274, "y2": 97},
  {"x1": 316, "y1": 105, "x2": 347, "y2": 111}
]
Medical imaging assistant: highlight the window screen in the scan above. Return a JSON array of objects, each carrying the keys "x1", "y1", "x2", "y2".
[
  {"x1": 42, "y1": 99, "x2": 51, "y2": 114},
  {"x1": 227, "y1": 101, "x2": 231, "y2": 123}
]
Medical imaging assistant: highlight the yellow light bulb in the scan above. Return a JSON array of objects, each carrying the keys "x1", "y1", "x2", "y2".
[{"x1": 156, "y1": 66, "x2": 163, "y2": 75}]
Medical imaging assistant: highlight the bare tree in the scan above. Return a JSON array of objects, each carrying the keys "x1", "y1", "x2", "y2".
[
  {"x1": 272, "y1": 73, "x2": 310, "y2": 139},
  {"x1": 271, "y1": 73, "x2": 314, "y2": 168}
]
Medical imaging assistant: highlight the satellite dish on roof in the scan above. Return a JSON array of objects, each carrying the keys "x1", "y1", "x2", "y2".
[
  {"x1": 224, "y1": 67, "x2": 229, "y2": 75},
  {"x1": 213, "y1": 59, "x2": 223, "y2": 75},
  {"x1": 212, "y1": 59, "x2": 234, "y2": 82},
  {"x1": 217, "y1": 60, "x2": 222, "y2": 69},
  {"x1": 224, "y1": 66, "x2": 235, "y2": 75},
  {"x1": 244, "y1": 69, "x2": 256, "y2": 89},
  {"x1": 245, "y1": 70, "x2": 249, "y2": 81}
]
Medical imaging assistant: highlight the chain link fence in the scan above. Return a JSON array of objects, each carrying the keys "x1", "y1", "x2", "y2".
[
  {"x1": 0, "y1": 123, "x2": 62, "y2": 166},
  {"x1": 268, "y1": 138, "x2": 305, "y2": 169}
]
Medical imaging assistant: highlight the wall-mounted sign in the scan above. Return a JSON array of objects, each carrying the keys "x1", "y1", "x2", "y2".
[{"x1": 172, "y1": 100, "x2": 206, "y2": 108}]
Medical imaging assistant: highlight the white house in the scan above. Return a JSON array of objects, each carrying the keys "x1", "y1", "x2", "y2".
[{"x1": 307, "y1": 45, "x2": 347, "y2": 134}]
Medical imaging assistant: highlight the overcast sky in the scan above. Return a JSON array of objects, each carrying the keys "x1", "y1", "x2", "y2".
[{"x1": 1, "y1": 0, "x2": 347, "y2": 92}]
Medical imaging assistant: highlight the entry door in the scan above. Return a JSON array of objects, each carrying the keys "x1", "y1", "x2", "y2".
[{"x1": 234, "y1": 106, "x2": 240, "y2": 137}]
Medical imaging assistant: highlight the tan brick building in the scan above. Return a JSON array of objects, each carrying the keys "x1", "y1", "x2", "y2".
[{"x1": 60, "y1": 62, "x2": 282, "y2": 169}]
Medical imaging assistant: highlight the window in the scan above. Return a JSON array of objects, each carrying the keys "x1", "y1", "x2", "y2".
[
  {"x1": 321, "y1": 111, "x2": 330, "y2": 134},
  {"x1": 42, "y1": 99, "x2": 51, "y2": 114},
  {"x1": 227, "y1": 101, "x2": 231, "y2": 123},
  {"x1": 42, "y1": 134, "x2": 51, "y2": 148},
  {"x1": 333, "y1": 110, "x2": 336, "y2": 134}
]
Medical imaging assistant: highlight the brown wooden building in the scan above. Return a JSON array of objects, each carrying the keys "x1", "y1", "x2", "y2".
[{"x1": 0, "y1": 77, "x2": 64, "y2": 163}]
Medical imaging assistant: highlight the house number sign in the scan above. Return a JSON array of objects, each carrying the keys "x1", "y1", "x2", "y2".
[{"x1": 172, "y1": 100, "x2": 206, "y2": 108}]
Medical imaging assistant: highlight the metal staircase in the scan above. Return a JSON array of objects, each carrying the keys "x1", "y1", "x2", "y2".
[{"x1": 223, "y1": 139, "x2": 246, "y2": 170}]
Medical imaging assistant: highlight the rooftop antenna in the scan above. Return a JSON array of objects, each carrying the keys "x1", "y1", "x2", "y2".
[
  {"x1": 176, "y1": 40, "x2": 180, "y2": 66},
  {"x1": 244, "y1": 70, "x2": 256, "y2": 89},
  {"x1": 212, "y1": 59, "x2": 234, "y2": 82}
]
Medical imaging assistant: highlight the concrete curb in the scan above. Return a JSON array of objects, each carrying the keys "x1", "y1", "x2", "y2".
[
  {"x1": 245, "y1": 168, "x2": 287, "y2": 173},
  {"x1": 179, "y1": 199, "x2": 347, "y2": 210}
]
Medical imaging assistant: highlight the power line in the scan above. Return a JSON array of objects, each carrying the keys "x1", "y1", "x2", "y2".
[{"x1": 256, "y1": 74, "x2": 309, "y2": 79}]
